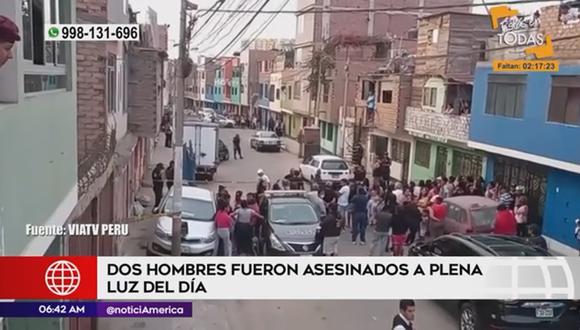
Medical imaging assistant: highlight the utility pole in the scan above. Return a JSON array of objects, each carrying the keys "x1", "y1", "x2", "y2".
[
  {"x1": 171, "y1": 0, "x2": 197, "y2": 256},
  {"x1": 340, "y1": 47, "x2": 350, "y2": 158},
  {"x1": 314, "y1": 52, "x2": 323, "y2": 126}
]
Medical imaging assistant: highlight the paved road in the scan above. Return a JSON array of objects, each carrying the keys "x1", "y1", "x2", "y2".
[{"x1": 102, "y1": 128, "x2": 459, "y2": 330}]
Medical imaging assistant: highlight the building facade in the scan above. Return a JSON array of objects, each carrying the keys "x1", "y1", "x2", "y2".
[{"x1": 403, "y1": 12, "x2": 495, "y2": 182}]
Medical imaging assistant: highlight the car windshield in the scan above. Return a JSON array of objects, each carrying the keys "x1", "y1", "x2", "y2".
[
  {"x1": 321, "y1": 160, "x2": 348, "y2": 170},
  {"x1": 259, "y1": 132, "x2": 278, "y2": 138},
  {"x1": 470, "y1": 207, "x2": 496, "y2": 226},
  {"x1": 165, "y1": 197, "x2": 214, "y2": 221},
  {"x1": 270, "y1": 203, "x2": 318, "y2": 225}
]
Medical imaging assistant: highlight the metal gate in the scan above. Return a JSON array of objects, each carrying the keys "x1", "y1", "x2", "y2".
[
  {"x1": 493, "y1": 156, "x2": 548, "y2": 227},
  {"x1": 434, "y1": 146, "x2": 448, "y2": 178},
  {"x1": 452, "y1": 150, "x2": 483, "y2": 178}
]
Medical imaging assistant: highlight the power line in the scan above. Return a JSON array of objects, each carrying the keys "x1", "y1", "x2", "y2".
[
  {"x1": 191, "y1": 0, "x2": 225, "y2": 40},
  {"x1": 200, "y1": 0, "x2": 246, "y2": 42},
  {"x1": 197, "y1": 0, "x2": 558, "y2": 14},
  {"x1": 206, "y1": 0, "x2": 271, "y2": 64},
  {"x1": 197, "y1": 0, "x2": 263, "y2": 52}
]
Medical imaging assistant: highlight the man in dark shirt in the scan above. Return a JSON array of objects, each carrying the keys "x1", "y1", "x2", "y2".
[
  {"x1": 370, "y1": 200, "x2": 394, "y2": 256},
  {"x1": 402, "y1": 201, "x2": 422, "y2": 245},
  {"x1": 165, "y1": 161, "x2": 175, "y2": 190},
  {"x1": 152, "y1": 163, "x2": 165, "y2": 208},
  {"x1": 287, "y1": 169, "x2": 304, "y2": 190},
  {"x1": 350, "y1": 187, "x2": 369, "y2": 245},
  {"x1": 232, "y1": 134, "x2": 243, "y2": 159},
  {"x1": 392, "y1": 300, "x2": 415, "y2": 330},
  {"x1": 320, "y1": 205, "x2": 342, "y2": 256}
]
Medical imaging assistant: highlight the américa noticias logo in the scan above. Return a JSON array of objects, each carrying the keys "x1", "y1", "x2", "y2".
[
  {"x1": 489, "y1": 5, "x2": 554, "y2": 59},
  {"x1": 45, "y1": 260, "x2": 82, "y2": 296}
]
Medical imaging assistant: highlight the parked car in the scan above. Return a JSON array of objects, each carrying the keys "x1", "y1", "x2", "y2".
[
  {"x1": 300, "y1": 155, "x2": 351, "y2": 183},
  {"x1": 409, "y1": 233, "x2": 580, "y2": 330},
  {"x1": 249, "y1": 131, "x2": 282, "y2": 152},
  {"x1": 443, "y1": 196, "x2": 499, "y2": 234},
  {"x1": 259, "y1": 190, "x2": 321, "y2": 256},
  {"x1": 216, "y1": 114, "x2": 235, "y2": 128},
  {"x1": 148, "y1": 186, "x2": 217, "y2": 256},
  {"x1": 218, "y1": 139, "x2": 229, "y2": 161}
]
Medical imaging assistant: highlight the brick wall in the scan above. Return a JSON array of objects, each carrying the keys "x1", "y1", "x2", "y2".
[
  {"x1": 540, "y1": 4, "x2": 580, "y2": 61},
  {"x1": 76, "y1": 0, "x2": 108, "y2": 160}
]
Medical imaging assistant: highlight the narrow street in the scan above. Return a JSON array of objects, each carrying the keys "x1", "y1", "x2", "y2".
[{"x1": 101, "y1": 128, "x2": 459, "y2": 330}]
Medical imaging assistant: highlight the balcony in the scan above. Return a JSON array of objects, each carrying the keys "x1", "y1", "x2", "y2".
[{"x1": 404, "y1": 107, "x2": 470, "y2": 143}]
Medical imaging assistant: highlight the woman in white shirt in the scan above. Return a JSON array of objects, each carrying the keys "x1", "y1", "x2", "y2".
[{"x1": 515, "y1": 196, "x2": 528, "y2": 237}]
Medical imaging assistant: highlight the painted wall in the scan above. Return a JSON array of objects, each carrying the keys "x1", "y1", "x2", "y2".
[
  {"x1": 0, "y1": 92, "x2": 77, "y2": 256},
  {"x1": 543, "y1": 169, "x2": 580, "y2": 249},
  {"x1": 410, "y1": 139, "x2": 485, "y2": 181},
  {"x1": 470, "y1": 64, "x2": 580, "y2": 166}
]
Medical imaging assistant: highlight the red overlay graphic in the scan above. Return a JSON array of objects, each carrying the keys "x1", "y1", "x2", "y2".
[{"x1": 0, "y1": 256, "x2": 97, "y2": 299}]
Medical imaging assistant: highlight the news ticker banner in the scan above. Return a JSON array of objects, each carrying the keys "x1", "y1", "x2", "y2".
[
  {"x1": 1, "y1": 257, "x2": 579, "y2": 300},
  {"x1": 0, "y1": 301, "x2": 191, "y2": 318}
]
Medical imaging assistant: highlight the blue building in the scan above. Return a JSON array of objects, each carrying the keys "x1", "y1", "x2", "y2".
[{"x1": 469, "y1": 63, "x2": 580, "y2": 255}]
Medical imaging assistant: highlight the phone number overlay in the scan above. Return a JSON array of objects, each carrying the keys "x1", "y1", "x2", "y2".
[
  {"x1": 0, "y1": 301, "x2": 192, "y2": 318},
  {"x1": 493, "y1": 60, "x2": 559, "y2": 72},
  {"x1": 45, "y1": 24, "x2": 140, "y2": 41}
]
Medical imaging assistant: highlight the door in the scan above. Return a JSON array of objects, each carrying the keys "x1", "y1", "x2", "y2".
[
  {"x1": 452, "y1": 150, "x2": 483, "y2": 178},
  {"x1": 434, "y1": 146, "x2": 448, "y2": 178},
  {"x1": 493, "y1": 156, "x2": 547, "y2": 228}
]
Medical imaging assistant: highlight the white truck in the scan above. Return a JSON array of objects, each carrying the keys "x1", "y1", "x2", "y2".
[{"x1": 183, "y1": 121, "x2": 219, "y2": 181}]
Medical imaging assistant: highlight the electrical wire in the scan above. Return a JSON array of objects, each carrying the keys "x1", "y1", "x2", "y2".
[
  {"x1": 197, "y1": 0, "x2": 558, "y2": 14},
  {"x1": 200, "y1": 0, "x2": 246, "y2": 42},
  {"x1": 190, "y1": 0, "x2": 225, "y2": 40},
  {"x1": 197, "y1": 0, "x2": 263, "y2": 51},
  {"x1": 206, "y1": 0, "x2": 271, "y2": 64}
]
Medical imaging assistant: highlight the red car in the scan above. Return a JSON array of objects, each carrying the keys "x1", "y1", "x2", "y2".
[{"x1": 442, "y1": 196, "x2": 499, "y2": 234}]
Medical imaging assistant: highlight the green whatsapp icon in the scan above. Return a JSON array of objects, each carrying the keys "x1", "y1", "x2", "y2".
[{"x1": 48, "y1": 27, "x2": 60, "y2": 38}]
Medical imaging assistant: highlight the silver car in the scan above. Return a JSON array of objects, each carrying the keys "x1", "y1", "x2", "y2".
[
  {"x1": 148, "y1": 186, "x2": 217, "y2": 256},
  {"x1": 249, "y1": 131, "x2": 282, "y2": 152}
]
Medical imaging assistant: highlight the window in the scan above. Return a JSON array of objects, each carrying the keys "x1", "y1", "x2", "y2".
[
  {"x1": 201, "y1": 72, "x2": 205, "y2": 79},
  {"x1": 381, "y1": 90, "x2": 393, "y2": 104},
  {"x1": 21, "y1": 0, "x2": 71, "y2": 93},
  {"x1": 311, "y1": 159, "x2": 320, "y2": 167},
  {"x1": 391, "y1": 139, "x2": 408, "y2": 163},
  {"x1": 423, "y1": 87, "x2": 437, "y2": 108},
  {"x1": 259, "y1": 84, "x2": 263, "y2": 98},
  {"x1": 427, "y1": 29, "x2": 439, "y2": 44},
  {"x1": 326, "y1": 124, "x2": 333, "y2": 141},
  {"x1": 293, "y1": 81, "x2": 301, "y2": 100},
  {"x1": 276, "y1": 88, "x2": 280, "y2": 100},
  {"x1": 486, "y1": 74, "x2": 526, "y2": 118},
  {"x1": 271, "y1": 203, "x2": 318, "y2": 224},
  {"x1": 375, "y1": 42, "x2": 390, "y2": 58},
  {"x1": 323, "y1": 83, "x2": 330, "y2": 103},
  {"x1": 478, "y1": 41, "x2": 487, "y2": 61},
  {"x1": 106, "y1": 54, "x2": 117, "y2": 113},
  {"x1": 430, "y1": 238, "x2": 476, "y2": 256},
  {"x1": 322, "y1": 160, "x2": 348, "y2": 170},
  {"x1": 269, "y1": 84, "x2": 275, "y2": 101},
  {"x1": 321, "y1": 121, "x2": 327, "y2": 138},
  {"x1": 287, "y1": 85, "x2": 292, "y2": 100},
  {"x1": 414, "y1": 141, "x2": 431, "y2": 168},
  {"x1": 547, "y1": 76, "x2": 580, "y2": 125},
  {"x1": 201, "y1": 87, "x2": 204, "y2": 94},
  {"x1": 297, "y1": 15, "x2": 305, "y2": 34}
]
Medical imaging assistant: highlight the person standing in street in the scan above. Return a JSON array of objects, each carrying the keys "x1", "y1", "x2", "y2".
[
  {"x1": 165, "y1": 161, "x2": 174, "y2": 191},
  {"x1": 428, "y1": 196, "x2": 447, "y2": 239},
  {"x1": 256, "y1": 169, "x2": 270, "y2": 195},
  {"x1": 320, "y1": 204, "x2": 342, "y2": 256},
  {"x1": 369, "y1": 197, "x2": 394, "y2": 256},
  {"x1": 233, "y1": 134, "x2": 243, "y2": 159},
  {"x1": 403, "y1": 200, "x2": 422, "y2": 245},
  {"x1": 215, "y1": 200, "x2": 234, "y2": 256},
  {"x1": 515, "y1": 196, "x2": 529, "y2": 237},
  {"x1": 152, "y1": 163, "x2": 165, "y2": 208},
  {"x1": 350, "y1": 187, "x2": 369, "y2": 245},
  {"x1": 231, "y1": 200, "x2": 263, "y2": 256},
  {"x1": 0, "y1": 16, "x2": 20, "y2": 68},
  {"x1": 392, "y1": 300, "x2": 416, "y2": 330},
  {"x1": 337, "y1": 179, "x2": 350, "y2": 225},
  {"x1": 391, "y1": 204, "x2": 408, "y2": 256},
  {"x1": 492, "y1": 204, "x2": 517, "y2": 236}
]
